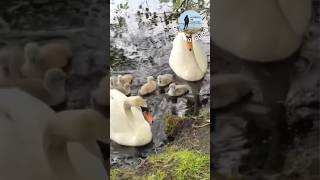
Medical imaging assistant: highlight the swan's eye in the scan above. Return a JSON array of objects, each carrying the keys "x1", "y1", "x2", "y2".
[{"x1": 187, "y1": 38, "x2": 192, "y2": 42}]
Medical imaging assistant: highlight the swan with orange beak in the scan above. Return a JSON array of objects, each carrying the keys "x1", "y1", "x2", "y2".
[
  {"x1": 169, "y1": 32, "x2": 208, "y2": 114},
  {"x1": 110, "y1": 89, "x2": 154, "y2": 146}
]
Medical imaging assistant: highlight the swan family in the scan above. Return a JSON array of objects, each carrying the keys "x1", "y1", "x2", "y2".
[
  {"x1": 110, "y1": 30, "x2": 209, "y2": 146},
  {"x1": 0, "y1": 41, "x2": 108, "y2": 179},
  {"x1": 109, "y1": 72, "x2": 194, "y2": 146}
]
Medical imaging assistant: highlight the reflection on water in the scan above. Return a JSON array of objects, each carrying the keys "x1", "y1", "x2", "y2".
[{"x1": 110, "y1": 0, "x2": 210, "y2": 166}]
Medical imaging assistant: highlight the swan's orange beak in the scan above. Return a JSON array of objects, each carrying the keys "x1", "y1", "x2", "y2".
[
  {"x1": 186, "y1": 41, "x2": 192, "y2": 51},
  {"x1": 143, "y1": 111, "x2": 154, "y2": 124}
]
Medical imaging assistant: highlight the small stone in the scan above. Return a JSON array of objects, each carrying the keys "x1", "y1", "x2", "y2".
[
  {"x1": 0, "y1": 17, "x2": 10, "y2": 32},
  {"x1": 32, "y1": 0, "x2": 50, "y2": 4}
]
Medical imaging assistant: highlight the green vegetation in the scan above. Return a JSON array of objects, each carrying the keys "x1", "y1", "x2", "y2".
[
  {"x1": 110, "y1": 146, "x2": 210, "y2": 180},
  {"x1": 173, "y1": 0, "x2": 182, "y2": 10},
  {"x1": 164, "y1": 109, "x2": 210, "y2": 138},
  {"x1": 118, "y1": 2, "x2": 129, "y2": 10},
  {"x1": 164, "y1": 113, "x2": 188, "y2": 138},
  {"x1": 110, "y1": 47, "x2": 137, "y2": 70},
  {"x1": 111, "y1": 110, "x2": 211, "y2": 179}
]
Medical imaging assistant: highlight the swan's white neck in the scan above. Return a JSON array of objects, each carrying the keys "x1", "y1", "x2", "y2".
[
  {"x1": 45, "y1": 83, "x2": 66, "y2": 106},
  {"x1": 123, "y1": 99, "x2": 147, "y2": 126},
  {"x1": 190, "y1": 48, "x2": 202, "y2": 72},
  {"x1": 123, "y1": 100, "x2": 132, "y2": 111},
  {"x1": 44, "y1": 130, "x2": 80, "y2": 180},
  {"x1": 43, "y1": 117, "x2": 106, "y2": 180}
]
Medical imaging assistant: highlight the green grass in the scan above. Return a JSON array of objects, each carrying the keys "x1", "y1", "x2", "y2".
[{"x1": 110, "y1": 146, "x2": 210, "y2": 180}]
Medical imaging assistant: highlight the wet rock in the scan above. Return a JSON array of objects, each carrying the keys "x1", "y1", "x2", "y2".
[
  {"x1": 0, "y1": 17, "x2": 10, "y2": 32},
  {"x1": 212, "y1": 115, "x2": 249, "y2": 174},
  {"x1": 32, "y1": 0, "x2": 50, "y2": 4}
]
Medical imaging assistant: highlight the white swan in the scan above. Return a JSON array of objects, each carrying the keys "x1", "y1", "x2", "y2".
[
  {"x1": 0, "y1": 89, "x2": 107, "y2": 180},
  {"x1": 169, "y1": 32, "x2": 208, "y2": 81},
  {"x1": 0, "y1": 46, "x2": 24, "y2": 83},
  {"x1": 213, "y1": 0, "x2": 312, "y2": 61},
  {"x1": 110, "y1": 89, "x2": 152, "y2": 146}
]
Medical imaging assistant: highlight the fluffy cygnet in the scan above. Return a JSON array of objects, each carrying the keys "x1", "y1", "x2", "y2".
[
  {"x1": 157, "y1": 74, "x2": 174, "y2": 87},
  {"x1": 93, "y1": 75, "x2": 108, "y2": 106},
  {"x1": 116, "y1": 83, "x2": 131, "y2": 96},
  {"x1": 139, "y1": 76, "x2": 157, "y2": 96},
  {"x1": 212, "y1": 74, "x2": 254, "y2": 109},
  {"x1": 21, "y1": 42, "x2": 72, "y2": 79},
  {"x1": 167, "y1": 83, "x2": 190, "y2": 97},
  {"x1": 0, "y1": 46, "x2": 25, "y2": 83},
  {"x1": 0, "y1": 68, "x2": 67, "y2": 106},
  {"x1": 118, "y1": 74, "x2": 133, "y2": 85},
  {"x1": 111, "y1": 75, "x2": 131, "y2": 96}
]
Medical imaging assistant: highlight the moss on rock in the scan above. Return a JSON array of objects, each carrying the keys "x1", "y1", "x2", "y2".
[{"x1": 164, "y1": 113, "x2": 188, "y2": 139}]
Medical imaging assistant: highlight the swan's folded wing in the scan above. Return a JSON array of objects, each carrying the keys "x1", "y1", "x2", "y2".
[
  {"x1": 69, "y1": 143, "x2": 107, "y2": 180},
  {"x1": 192, "y1": 37, "x2": 208, "y2": 73},
  {"x1": 278, "y1": 0, "x2": 312, "y2": 36},
  {"x1": 0, "y1": 89, "x2": 56, "y2": 179}
]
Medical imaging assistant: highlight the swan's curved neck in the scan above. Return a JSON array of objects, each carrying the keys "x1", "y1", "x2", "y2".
[
  {"x1": 123, "y1": 100, "x2": 134, "y2": 116},
  {"x1": 45, "y1": 82, "x2": 66, "y2": 105},
  {"x1": 191, "y1": 50, "x2": 202, "y2": 70},
  {"x1": 186, "y1": 35, "x2": 203, "y2": 72},
  {"x1": 44, "y1": 129, "x2": 80, "y2": 180},
  {"x1": 43, "y1": 117, "x2": 105, "y2": 180}
]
